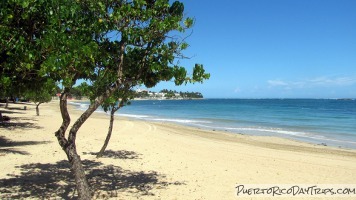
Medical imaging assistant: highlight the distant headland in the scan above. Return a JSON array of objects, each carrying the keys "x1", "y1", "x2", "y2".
[
  {"x1": 134, "y1": 89, "x2": 204, "y2": 100},
  {"x1": 64, "y1": 88, "x2": 204, "y2": 101}
]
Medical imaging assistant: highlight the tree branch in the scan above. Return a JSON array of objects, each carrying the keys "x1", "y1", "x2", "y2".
[{"x1": 54, "y1": 88, "x2": 70, "y2": 150}]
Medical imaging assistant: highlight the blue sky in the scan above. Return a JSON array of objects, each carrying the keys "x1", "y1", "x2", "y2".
[{"x1": 151, "y1": 0, "x2": 356, "y2": 98}]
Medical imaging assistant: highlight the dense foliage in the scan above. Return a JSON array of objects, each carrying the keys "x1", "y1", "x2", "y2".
[
  {"x1": 23, "y1": 79, "x2": 57, "y2": 115},
  {"x1": 160, "y1": 89, "x2": 203, "y2": 98},
  {"x1": 0, "y1": 0, "x2": 209, "y2": 198}
]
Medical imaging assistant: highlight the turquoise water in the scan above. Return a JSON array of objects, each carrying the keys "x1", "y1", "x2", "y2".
[{"x1": 71, "y1": 99, "x2": 356, "y2": 149}]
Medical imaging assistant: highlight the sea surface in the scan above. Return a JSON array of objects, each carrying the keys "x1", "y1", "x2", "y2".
[{"x1": 71, "y1": 99, "x2": 356, "y2": 149}]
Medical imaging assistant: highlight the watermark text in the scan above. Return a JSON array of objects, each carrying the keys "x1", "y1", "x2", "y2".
[{"x1": 236, "y1": 184, "x2": 356, "y2": 197}]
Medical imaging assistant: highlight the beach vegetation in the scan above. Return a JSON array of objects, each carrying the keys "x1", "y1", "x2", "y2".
[
  {"x1": 24, "y1": 79, "x2": 57, "y2": 116},
  {"x1": 96, "y1": 89, "x2": 134, "y2": 158},
  {"x1": 0, "y1": 0, "x2": 209, "y2": 199},
  {"x1": 77, "y1": 81, "x2": 135, "y2": 158},
  {"x1": 134, "y1": 89, "x2": 204, "y2": 99},
  {"x1": 159, "y1": 89, "x2": 203, "y2": 99}
]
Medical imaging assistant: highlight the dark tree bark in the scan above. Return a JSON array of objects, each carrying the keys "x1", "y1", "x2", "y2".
[
  {"x1": 97, "y1": 98, "x2": 126, "y2": 158},
  {"x1": 96, "y1": 107, "x2": 119, "y2": 158},
  {"x1": 53, "y1": 43, "x2": 125, "y2": 199},
  {"x1": 54, "y1": 82, "x2": 122, "y2": 199},
  {"x1": 54, "y1": 90, "x2": 91, "y2": 199},
  {"x1": 5, "y1": 97, "x2": 9, "y2": 109},
  {"x1": 35, "y1": 103, "x2": 41, "y2": 116},
  {"x1": 66, "y1": 143, "x2": 91, "y2": 200},
  {"x1": 0, "y1": 111, "x2": 3, "y2": 123}
]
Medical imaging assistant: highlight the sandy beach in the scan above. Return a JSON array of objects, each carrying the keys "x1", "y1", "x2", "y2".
[{"x1": 1, "y1": 101, "x2": 356, "y2": 199}]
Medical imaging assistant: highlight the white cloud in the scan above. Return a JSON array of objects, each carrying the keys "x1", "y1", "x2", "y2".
[
  {"x1": 267, "y1": 80, "x2": 288, "y2": 87},
  {"x1": 309, "y1": 76, "x2": 356, "y2": 86},
  {"x1": 268, "y1": 75, "x2": 356, "y2": 89},
  {"x1": 234, "y1": 87, "x2": 241, "y2": 93}
]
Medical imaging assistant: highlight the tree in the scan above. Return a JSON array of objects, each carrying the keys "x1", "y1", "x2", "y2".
[
  {"x1": 96, "y1": 87, "x2": 135, "y2": 158},
  {"x1": 1, "y1": 0, "x2": 209, "y2": 199},
  {"x1": 24, "y1": 79, "x2": 56, "y2": 116},
  {"x1": 0, "y1": 0, "x2": 53, "y2": 108},
  {"x1": 69, "y1": 86, "x2": 85, "y2": 100},
  {"x1": 0, "y1": 76, "x2": 12, "y2": 109},
  {"x1": 77, "y1": 81, "x2": 135, "y2": 159}
]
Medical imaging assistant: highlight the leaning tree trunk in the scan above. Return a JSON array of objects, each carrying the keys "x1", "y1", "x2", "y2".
[
  {"x1": 35, "y1": 103, "x2": 41, "y2": 116},
  {"x1": 55, "y1": 91, "x2": 91, "y2": 199},
  {"x1": 5, "y1": 97, "x2": 9, "y2": 109},
  {"x1": 97, "y1": 98, "x2": 126, "y2": 158},
  {"x1": 55, "y1": 84, "x2": 121, "y2": 199},
  {"x1": 54, "y1": 45, "x2": 125, "y2": 199},
  {"x1": 96, "y1": 108, "x2": 117, "y2": 158},
  {"x1": 66, "y1": 138, "x2": 91, "y2": 199}
]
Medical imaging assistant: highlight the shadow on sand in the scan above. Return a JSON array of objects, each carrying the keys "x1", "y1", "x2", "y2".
[
  {"x1": 0, "y1": 103, "x2": 34, "y2": 126},
  {"x1": 0, "y1": 109, "x2": 24, "y2": 115},
  {"x1": 0, "y1": 136, "x2": 51, "y2": 155},
  {"x1": 84, "y1": 150, "x2": 142, "y2": 160},
  {"x1": 0, "y1": 122, "x2": 42, "y2": 130},
  {"x1": 3, "y1": 107, "x2": 27, "y2": 111},
  {"x1": 0, "y1": 115, "x2": 42, "y2": 130},
  {"x1": 0, "y1": 102, "x2": 31, "y2": 109},
  {"x1": 0, "y1": 159, "x2": 184, "y2": 199}
]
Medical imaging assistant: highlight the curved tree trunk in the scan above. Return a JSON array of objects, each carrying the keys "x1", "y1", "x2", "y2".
[
  {"x1": 66, "y1": 143, "x2": 91, "y2": 200},
  {"x1": 66, "y1": 92, "x2": 118, "y2": 199},
  {"x1": 55, "y1": 83, "x2": 122, "y2": 199},
  {"x1": 97, "y1": 98, "x2": 126, "y2": 158},
  {"x1": 55, "y1": 90, "x2": 91, "y2": 199},
  {"x1": 53, "y1": 44, "x2": 125, "y2": 199},
  {"x1": 5, "y1": 97, "x2": 9, "y2": 109},
  {"x1": 35, "y1": 103, "x2": 41, "y2": 116},
  {"x1": 96, "y1": 108, "x2": 117, "y2": 158}
]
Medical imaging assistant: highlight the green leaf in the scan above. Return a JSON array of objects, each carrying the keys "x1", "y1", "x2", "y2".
[{"x1": 184, "y1": 17, "x2": 194, "y2": 28}]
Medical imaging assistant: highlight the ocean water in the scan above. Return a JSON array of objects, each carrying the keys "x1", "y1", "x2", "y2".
[{"x1": 70, "y1": 99, "x2": 356, "y2": 149}]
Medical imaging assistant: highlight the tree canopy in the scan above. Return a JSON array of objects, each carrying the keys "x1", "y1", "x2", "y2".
[
  {"x1": 24, "y1": 79, "x2": 57, "y2": 116},
  {"x1": 0, "y1": 0, "x2": 209, "y2": 198}
]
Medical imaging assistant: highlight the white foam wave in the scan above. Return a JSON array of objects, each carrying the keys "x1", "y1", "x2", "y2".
[
  {"x1": 230, "y1": 127, "x2": 308, "y2": 136},
  {"x1": 199, "y1": 125, "x2": 307, "y2": 136},
  {"x1": 304, "y1": 135, "x2": 356, "y2": 144},
  {"x1": 151, "y1": 118, "x2": 211, "y2": 124},
  {"x1": 69, "y1": 102, "x2": 89, "y2": 109},
  {"x1": 69, "y1": 102, "x2": 82, "y2": 106},
  {"x1": 117, "y1": 114, "x2": 150, "y2": 118},
  {"x1": 196, "y1": 124, "x2": 356, "y2": 145}
]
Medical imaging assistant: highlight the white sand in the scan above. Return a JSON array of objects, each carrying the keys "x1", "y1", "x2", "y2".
[{"x1": 1, "y1": 101, "x2": 356, "y2": 199}]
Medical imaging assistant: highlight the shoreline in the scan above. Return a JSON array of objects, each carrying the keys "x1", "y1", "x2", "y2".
[
  {"x1": 68, "y1": 99, "x2": 356, "y2": 150},
  {"x1": 1, "y1": 101, "x2": 356, "y2": 199},
  {"x1": 67, "y1": 99, "x2": 356, "y2": 154}
]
